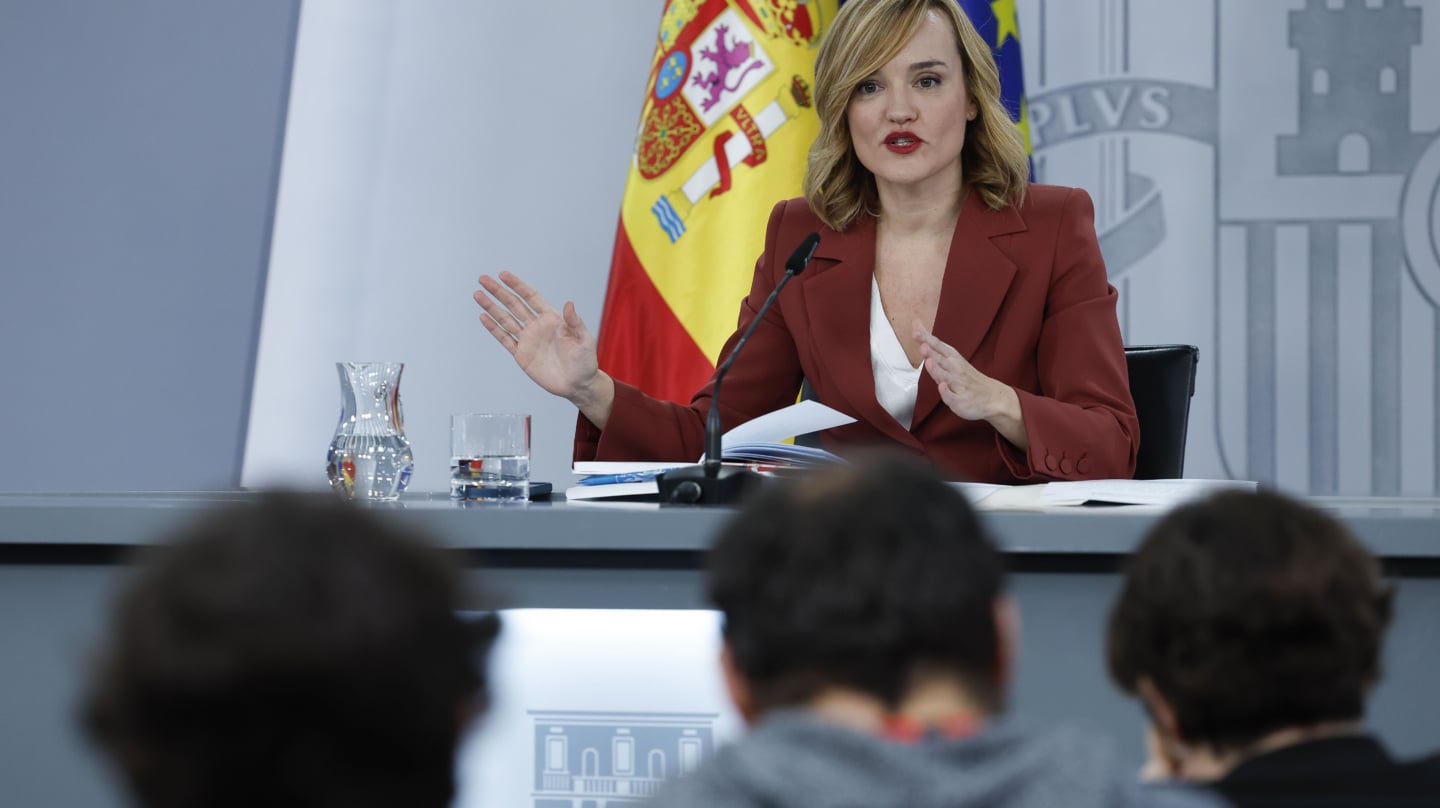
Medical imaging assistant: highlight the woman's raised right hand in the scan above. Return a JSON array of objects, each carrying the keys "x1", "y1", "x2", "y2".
[{"x1": 473, "y1": 272, "x2": 614, "y2": 425}]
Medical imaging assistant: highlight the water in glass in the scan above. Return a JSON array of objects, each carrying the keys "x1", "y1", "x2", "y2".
[{"x1": 451, "y1": 455, "x2": 529, "y2": 501}]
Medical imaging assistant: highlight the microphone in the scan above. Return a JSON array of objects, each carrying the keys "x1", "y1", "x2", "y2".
[{"x1": 658, "y1": 232, "x2": 821, "y2": 505}]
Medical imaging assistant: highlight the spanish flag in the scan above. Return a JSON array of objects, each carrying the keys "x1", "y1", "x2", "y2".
[{"x1": 597, "y1": 1, "x2": 839, "y2": 403}]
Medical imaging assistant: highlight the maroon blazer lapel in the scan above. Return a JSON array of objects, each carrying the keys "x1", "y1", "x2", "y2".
[
  {"x1": 799, "y1": 217, "x2": 919, "y2": 447},
  {"x1": 911, "y1": 193, "x2": 1026, "y2": 430}
]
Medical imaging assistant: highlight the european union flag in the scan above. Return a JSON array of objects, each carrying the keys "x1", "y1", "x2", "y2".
[{"x1": 957, "y1": 0, "x2": 1031, "y2": 159}]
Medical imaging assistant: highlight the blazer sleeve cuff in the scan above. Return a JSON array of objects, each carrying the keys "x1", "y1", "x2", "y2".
[
  {"x1": 997, "y1": 389, "x2": 1043, "y2": 481},
  {"x1": 997, "y1": 389, "x2": 1137, "y2": 481},
  {"x1": 572, "y1": 381, "x2": 703, "y2": 462},
  {"x1": 572, "y1": 413, "x2": 602, "y2": 463}
]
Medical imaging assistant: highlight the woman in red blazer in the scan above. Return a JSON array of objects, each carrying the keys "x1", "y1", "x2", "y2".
[{"x1": 474, "y1": 0, "x2": 1137, "y2": 484}]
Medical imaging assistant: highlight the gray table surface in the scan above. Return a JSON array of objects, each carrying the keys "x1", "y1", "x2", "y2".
[{"x1": 1, "y1": 491, "x2": 1437, "y2": 557}]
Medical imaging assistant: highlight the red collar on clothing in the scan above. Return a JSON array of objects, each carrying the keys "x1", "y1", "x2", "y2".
[{"x1": 878, "y1": 713, "x2": 983, "y2": 743}]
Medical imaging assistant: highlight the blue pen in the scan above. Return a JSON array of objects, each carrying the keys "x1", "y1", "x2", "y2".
[{"x1": 577, "y1": 469, "x2": 670, "y2": 486}]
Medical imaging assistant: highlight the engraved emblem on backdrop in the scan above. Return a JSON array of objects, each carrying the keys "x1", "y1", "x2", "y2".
[{"x1": 1030, "y1": 0, "x2": 1440, "y2": 495}]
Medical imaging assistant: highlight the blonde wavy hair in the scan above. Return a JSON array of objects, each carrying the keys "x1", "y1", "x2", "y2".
[{"x1": 803, "y1": 0, "x2": 1030, "y2": 230}]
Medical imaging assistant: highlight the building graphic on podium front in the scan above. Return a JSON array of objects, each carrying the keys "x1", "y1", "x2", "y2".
[{"x1": 530, "y1": 710, "x2": 717, "y2": 807}]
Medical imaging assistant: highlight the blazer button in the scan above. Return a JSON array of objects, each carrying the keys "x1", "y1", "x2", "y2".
[
  {"x1": 1076, "y1": 456, "x2": 1090, "y2": 475},
  {"x1": 1044, "y1": 454, "x2": 1057, "y2": 472},
  {"x1": 1060, "y1": 457, "x2": 1073, "y2": 475}
]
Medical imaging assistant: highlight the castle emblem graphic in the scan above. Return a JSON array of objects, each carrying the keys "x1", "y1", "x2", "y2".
[
  {"x1": 1216, "y1": 0, "x2": 1438, "y2": 496},
  {"x1": 1029, "y1": 0, "x2": 1440, "y2": 496}
]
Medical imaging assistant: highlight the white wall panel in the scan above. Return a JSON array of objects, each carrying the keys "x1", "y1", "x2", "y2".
[{"x1": 245, "y1": 1, "x2": 664, "y2": 492}]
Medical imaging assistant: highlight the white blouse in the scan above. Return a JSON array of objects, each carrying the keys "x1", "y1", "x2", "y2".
[{"x1": 869, "y1": 275, "x2": 924, "y2": 431}]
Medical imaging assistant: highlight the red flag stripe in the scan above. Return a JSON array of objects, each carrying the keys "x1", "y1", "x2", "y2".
[{"x1": 597, "y1": 222, "x2": 716, "y2": 403}]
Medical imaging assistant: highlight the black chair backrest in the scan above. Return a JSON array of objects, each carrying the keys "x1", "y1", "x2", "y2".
[{"x1": 1125, "y1": 345, "x2": 1199, "y2": 480}]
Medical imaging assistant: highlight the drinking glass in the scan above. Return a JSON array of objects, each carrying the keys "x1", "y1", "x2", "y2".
[{"x1": 451, "y1": 414, "x2": 530, "y2": 502}]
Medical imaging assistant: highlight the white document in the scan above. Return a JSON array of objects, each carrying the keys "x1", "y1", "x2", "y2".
[
  {"x1": 949, "y1": 482, "x2": 1014, "y2": 506},
  {"x1": 717, "y1": 400, "x2": 856, "y2": 451},
  {"x1": 952, "y1": 479, "x2": 1258, "y2": 511},
  {"x1": 573, "y1": 461, "x2": 687, "y2": 476},
  {"x1": 563, "y1": 481, "x2": 661, "y2": 501},
  {"x1": 1037, "y1": 478, "x2": 1258, "y2": 507},
  {"x1": 566, "y1": 402, "x2": 856, "y2": 500},
  {"x1": 572, "y1": 401, "x2": 857, "y2": 475}
]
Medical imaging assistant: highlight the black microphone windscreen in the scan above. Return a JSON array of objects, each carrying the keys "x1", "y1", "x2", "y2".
[{"x1": 785, "y1": 232, "x2": 821, "y2": 274}]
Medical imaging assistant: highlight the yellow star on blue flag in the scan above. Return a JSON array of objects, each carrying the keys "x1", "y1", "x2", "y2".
[{"x1": 957, "y1": 0, "x2": 1031, "y2": 163}]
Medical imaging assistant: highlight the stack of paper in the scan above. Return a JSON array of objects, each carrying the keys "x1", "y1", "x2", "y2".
[
  {"x1": 565, "y1": 462, "x2": 681, "y2": 501},
  {"x1": 959, "y1": 479, "x2": 1258, "y2": 511},
  {"x1": 566, "y1": 402, "x2": 856, "y2": 501}
]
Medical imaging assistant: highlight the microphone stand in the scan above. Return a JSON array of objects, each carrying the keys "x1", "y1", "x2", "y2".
[{"x1": 658, "y1": 233, "x2": 820, "y2": 505}]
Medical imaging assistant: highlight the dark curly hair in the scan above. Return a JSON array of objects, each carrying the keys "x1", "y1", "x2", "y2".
[
  {"x1": 708, "y1": 454, "x2": 1006, "y2": 713},
  {"x1": 82, "y1": 492, "x2": 500, "y2": 808},
  {"x1": 1107, "y1": 489, "x2": 1392, "y2": 752}
]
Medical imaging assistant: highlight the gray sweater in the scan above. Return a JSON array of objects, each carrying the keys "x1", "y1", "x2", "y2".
[{"x1": 644, "y1": 711, "x2": 1224, "y2": 808}]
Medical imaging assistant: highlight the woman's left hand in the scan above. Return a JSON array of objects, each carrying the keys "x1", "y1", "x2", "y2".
[{"x1": 914, "y1": 322, "x2": 1029, "y2": 451}]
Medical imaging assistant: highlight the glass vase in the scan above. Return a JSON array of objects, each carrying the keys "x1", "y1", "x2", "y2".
[{"x1": 326, "y1": 362, "x2": 414, "y2": 501}]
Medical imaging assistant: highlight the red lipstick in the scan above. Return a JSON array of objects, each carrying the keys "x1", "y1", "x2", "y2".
[{"x1": 884, "y1": 131, "x2": 922, "y2": 154}]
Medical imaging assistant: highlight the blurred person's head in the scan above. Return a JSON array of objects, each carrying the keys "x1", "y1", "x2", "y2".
[
  {"x1": 1107, "y1": 489, "x2": 1392, "y2": 780},
  {"x1": 83, "y1": 492, "x2": 499, "y2": 808},
  {"x1": 708, "y1": 453, "x2": 1011, "y2": 725}
]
